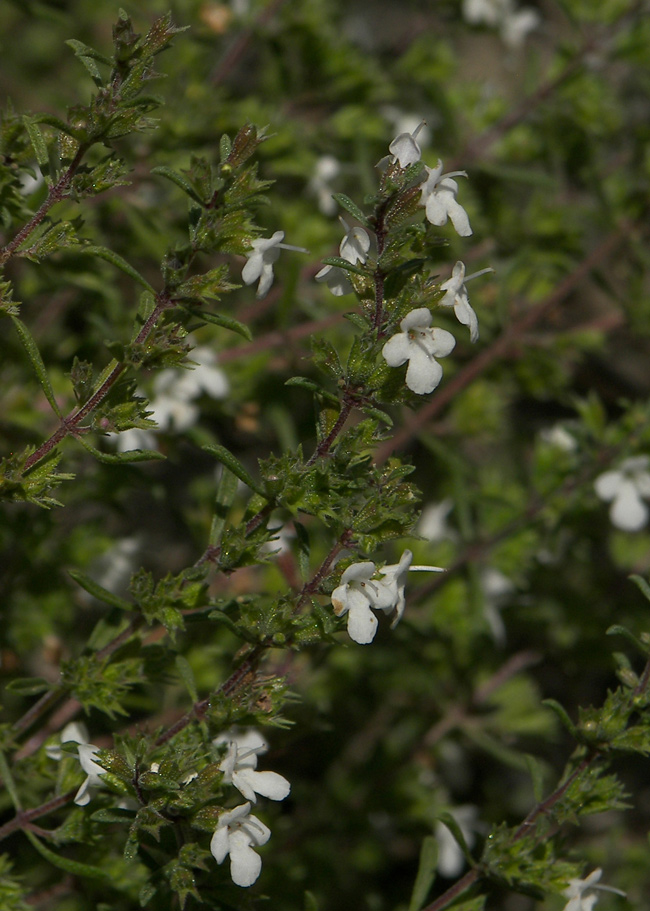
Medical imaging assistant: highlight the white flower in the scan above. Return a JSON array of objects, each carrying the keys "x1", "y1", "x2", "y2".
[
  {"x1": 439, "y1": 261, "x2": 493, "y2": 343},
  {"x1": 481, "y1": 568, "x2": 514, "y2": 645},
  {"x1": 242, "y1": 230, "x2": 308, "y2": 298},
  {"x1": 389, "y1": 120, "x2": 426, "y2": 168},
  {"x1": 308, "y1": 155, "x2": 341, "y2": 215},
  {"x1": 418, "y1": 499, "x2": 456, "y2": 543},
  {"x1": 210, "y1": 802, "x2": 271, "y2": 887},
  {"x1": 382, "y1": 308, "x2": 456, "y2": 395},
  {"x1": 331, "y1": 550, "x2": 444, "y2": 644},
  {"x1": 215, "y1": 729, "x2": 290, "y2": 803},
  {"x1": 107, "y1": 346, "x2": 229, "y2": 449},
  {"x1": 382, "y1": 108, "x2": 432, "y2": 151},
  {"x1": 594, "y1": 456, "x2": 650, "y2": 532},
  {"x1": 420, "y1": 161, "x2": 472, "y2": 237},
  {"x1": 562, "y1": 868, "x2": 625, "y2": 911},
  {"x1": 539, "y1": 424, "x2": 578, "y2": 452},
  {"x1": 46, "y1": 722, "x2": 106, "y2": 806},
  {"x1": 462, "y1": 0, "x2": 540, "y2": 48},
  {"x1": 315, "y1": 218, "x2": 371, "y2": 297},
  {"x1": 75, "y1": 743, "x2": 107, "y2": 806}
]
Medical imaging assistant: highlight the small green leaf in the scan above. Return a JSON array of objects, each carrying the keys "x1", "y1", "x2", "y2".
[
  {"x1": 65, "y1": 39, "x2": 106, "y2": 86},
  {"x1": 435, "y1": 812, "x2": 475, "y2": 868},
  {"x1": 408, "y1": 835, "x2": 438, "y2": 911},
  {"x1": 285, "y1": 377, "x2": 340, "y2": 406},
  {"x1": 79, "y1": 246, "x2": 156, "y2": 294},
  {"x1": 77, "y1": 437, "x2": 165, "y2": 464},
  {"x1": 630, "y1": 574, "x2": 650, "y2": 605},
  {"x1": 68, "y1": 569, "x2": 134, "y2": 611},
  {"x1": 5, "y1": 677, "x2": 51, "y2": 696},
  {"x1": 209, "y1": 467, "x2": 239, "y2": 547},
  {"x1": 25, "y1": 831, "x2": 111, "y2": 882},
  {"x1": 320, "y1": 256, "x2": 368, "y2": 277},
  {"x1": 607, "y1": 623, "x2": 650, "y2": 656},
  {"x1": 184, "y1": 307, "x2": 251, "y2": 340},
  {"x1": 22, "y1": 117, "x2": 49, "y2": 168},
  {"x1": 151, "y1": 165, "x2": 204, "y2": 203},
  {"x1": 202, "y1": 443, "x2": 266, "y2": 497},
  {"x1": 10, "y1": 315, "x2": 63, "y2": 418},
  {"x1": 542, "y1": 699, "x2": 579, "y2": 738},
  {"x1": 175, "y1": 655, "x2": 198, "y2": 703},
  {"x1": 331, "y1": 193, "x2": 371, "y2": 227}
]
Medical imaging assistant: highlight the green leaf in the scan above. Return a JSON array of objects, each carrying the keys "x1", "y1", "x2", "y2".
[
  {"x1": 183, "y1": 307, "x2": 251, "y2": 340},
  {"x1": 408, "y1": 835, "x2": 438, "y2": 911},
  {"x1": 151, "y1": 165, "x2": 204, "y2": 203},
  {"x1": 320, "y1": 256, "x2": 368, "y2": 277},
  {"x1": 77, "y1": 437, "x2": 165, "y2": 464},
  {"x1": 285, "y1": 377, "x2": 340, "y2": 406},
  {"x1": 10, "y1": 315, "x2": 63, "y2": 418},
  {"x1": 4, "y1": 677, "x2": 51, "y2": 696},
  {"x1": 542, "y1": 699, "x2": 579, "y2": 738},
  {"x1": 630, "y1": 574, "x2": 650, "y2": 605},
  {"x1": 175, "y1": 655, "x2": 198, "y2": 703},
  {"x1": 68, "y1": 569, "x2": 134, "y2": 611},
  {"x1": 435, "y1": 812, "x2": 475, "y2": 868},
  {"x1": 25, "y1": 831, "x2": 111, "y2": 882},
  {"x1": 65, "y1": 39, "x2": 106, "y2": 86},
  {"x1": 331, "y1": 193, "x2": 371, "y2": 227},
  {"x1": 202, "y1": 443, "x2": 266, "y2": 497},
  {"x1": 209, "y1": 467, "x2": 239, "y2": 547},
  {"x1": 22, "y1": 117, "x2": 49, "y2": 168},
  {"x1": 79, "y1": 246, "x2": 156, "y2": 294},
  {"x1": 607, "y1": 623, "x2": 650, "y2": 657}
]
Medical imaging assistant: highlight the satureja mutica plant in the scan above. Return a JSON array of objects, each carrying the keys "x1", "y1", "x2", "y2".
[{"x1": 1, "y1": 7, "x2": 650, "y2": 911}]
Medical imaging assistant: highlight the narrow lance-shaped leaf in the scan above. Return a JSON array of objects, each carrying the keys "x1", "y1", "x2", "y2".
[
  {"x1": 408, "y1": 835, "x2": 438, "y2": 911},
  {"x1": 332, "y1": 193, "x2": 371, "y2": 227},
  {"x1": 10, "y1": 315, "x2": 63, "y2": 418},
  {"x1": 151, "y1": 165, "x2": 204, "y2": 204},
  {"x1": 79, "y1": 245, "x2": 156, "y2": 294},
  {"x1": 26, "y1": 832, "x2": 111, "y2": 883},
  {"x1": 22, "y1": 116, "x2": 49, "y2": 168},
  {"x1": 209, "y1": 467, "x2": 239, "y2": 547},
  {"x1": 68, "y1": 569, "x2": 135, "y2": 612},
  {"x1": 202, "y1": 443, "x2": 267, "y2": 497},
  {"x1": 77, "y1": 436, "x2": 165, "y2": 465}
]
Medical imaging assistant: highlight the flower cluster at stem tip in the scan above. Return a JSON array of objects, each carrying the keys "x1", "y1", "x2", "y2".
[
  {"x1": 313, "y1": 122, "x2": 492, "y2": 395},
  {"x1": 47, "y1": 724, "x2": 290, "y2": 888}
]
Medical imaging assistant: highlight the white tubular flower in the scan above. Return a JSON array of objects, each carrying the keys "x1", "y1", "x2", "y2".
[
  {"x1": 315, "y1": 218, "x2": 371, "y2": 297},
  {"x1": 382, "y1": 308, "x2": 456, "y2": 395},
  {"x1": 420, "y1": 161, "x2": 472, "y2": 237},
  {"x1": 331, "y1": 550, "x2": 444, "y2": 644},
  {"x1": 388, "y1": 120, "x2": 426, "y2": 168},
  {"x1": 594, "y1": 456, "x2": 650, "y2": 532},
  {"x1": 562, "y1": 868, "x2": 625, "y2": 911},
  {"x1": 210, "y1": 802, "x2": 271, "y2": 887},
  {"x1": 45, "y1": 721, "x2": 89, "y2": 760},
  {"x1": 440, "y1": 261, "x2": 493, "y2": 343},
  {"x1": 75, "y1": 743, "x2": 107, "y2": 806},
  {"x1": 45, "y1": 722, "x2": 106, "y2": 806},
  {"x1": 331, "y1": 561, "x2": 380, "y2": 644},
  {"x1": 172, "y1": 346, "x2": 230, "y2": 401},
  {"x1": 215, "y1": 729, "x2": 290, "y2": 803},
  {"x1": 462, "y1": 0, "x2": 540, "y2": 48},
  {"x1": 242, "y1": 230, "x2": 308, "y2": 299},
  {"x1": 308, "y1": 155, "x2": 341, "y2": 215}
]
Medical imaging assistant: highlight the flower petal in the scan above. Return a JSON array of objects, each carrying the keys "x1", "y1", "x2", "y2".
[
  {"x1": 381, "y1": 333, "x2": 412, "y2": 368},
  {"x1": 610, "y1": 482, "x2": 648, "y2": 532},
  {"x1": 228, "y1": 831, "x2": 263, "y2": 887},
  {"x1": 347, "y1": 602, "x2": 379, "y2": 644},
  {"x1": 405, "y1": 346, "x2": 443, "y2": 395}
]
